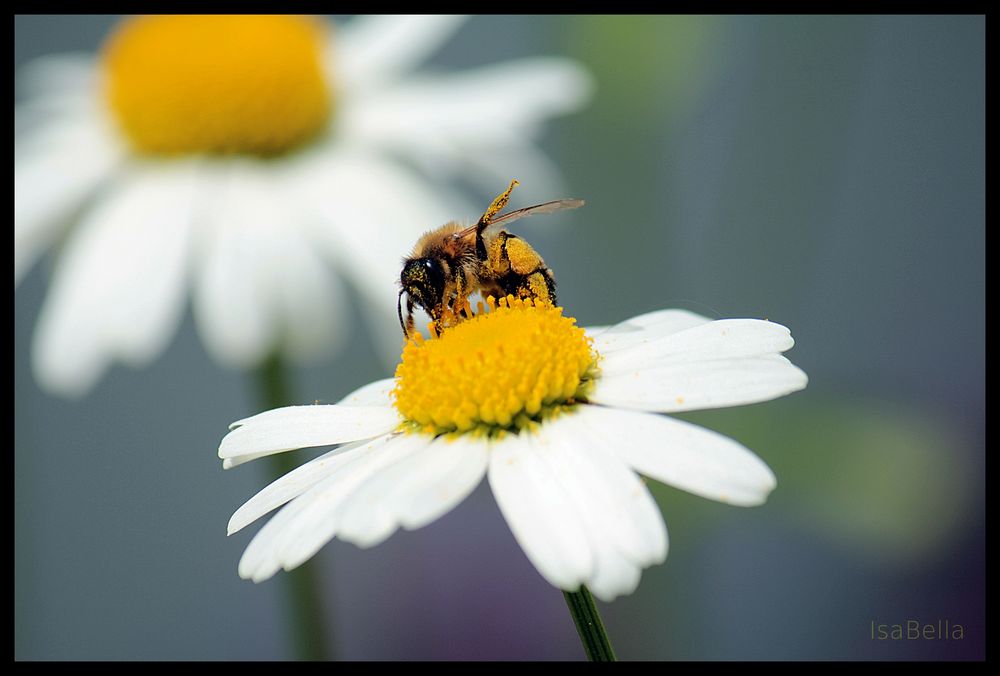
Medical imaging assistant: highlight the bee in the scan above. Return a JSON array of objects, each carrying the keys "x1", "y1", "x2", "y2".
[{"x1": 398, "y1": 179, "x2": 584, "y2": 338}]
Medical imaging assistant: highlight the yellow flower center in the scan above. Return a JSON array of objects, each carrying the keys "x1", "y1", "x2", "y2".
[
  {"x1": 103, "y1": 15, "x2": 332, "y2": 156},
  {"x1": 393, "y1": 297, "x2": 600, "y2": 436}
]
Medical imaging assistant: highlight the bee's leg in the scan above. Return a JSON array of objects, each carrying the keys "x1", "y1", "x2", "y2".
[
  {"x1": 453, "y1": 265, "x2": 470, "y2": 319},
  {"x1": 432, "y1": 315, "x2": 448, "y2": 338},
  {"x1": 426, "y1": 291, "x2": 455, "y2": 337},
  {"x1": 487, "y1": 232, "x2": 512, "y2": 275},
  {"x1": 401, "y1": 297, "x2": 417, "y2": 339},
  {"x1": 475, "y1": 179, "x2": 520, "y2": 260}
]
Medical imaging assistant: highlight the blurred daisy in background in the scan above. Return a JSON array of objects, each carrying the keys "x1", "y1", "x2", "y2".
[
  {"x1": 14, "y1": 14, "x2": 592, "y2": 397},
  {"x1": 220, "y1": 300, "x2": 808, "y2": 602}
]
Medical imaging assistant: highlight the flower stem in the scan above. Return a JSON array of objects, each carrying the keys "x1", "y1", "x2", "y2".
[
  {"x1": 563, "y1": 586, "x2": 617, "y2": 661},
  {"x1": 256, "y1": 352, "x2": 333, "y2": 661}
]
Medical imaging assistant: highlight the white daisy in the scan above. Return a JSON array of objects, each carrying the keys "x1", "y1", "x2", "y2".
[
  {"x1": 220, "y1": 298, "x2": 808, "y2": 602},
  {"x1": 14, "y1": 15, "x2": 593, "y2": 396}
]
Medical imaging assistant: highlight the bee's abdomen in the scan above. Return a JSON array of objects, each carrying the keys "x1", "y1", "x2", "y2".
[
  {"x1": 491, "y1": 232, "x2": 556, "y2": 306},
  {"x1": 522, "y1": 269, "x2": 557, "y2": 306}
]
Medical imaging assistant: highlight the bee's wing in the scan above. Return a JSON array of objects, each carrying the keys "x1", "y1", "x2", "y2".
[
  {"x1": 490, "y1": 199, "x2": 585, "y2": 227},
  {"x1": 454, "y1": 199, "x2": 585, "y2": 239}
]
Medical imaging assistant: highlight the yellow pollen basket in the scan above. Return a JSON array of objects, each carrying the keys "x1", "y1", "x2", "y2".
[
  {"x1": 393, "y1": 297, "x2": 599, "y2": 436},
  {"x1": 103, "y1": 15, "x2": 332, "y2": 156}
]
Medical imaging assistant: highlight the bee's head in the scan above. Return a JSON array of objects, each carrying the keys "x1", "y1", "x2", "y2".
[{"x1": 399, "y1": 256, "x2": 447, "y2": 318}]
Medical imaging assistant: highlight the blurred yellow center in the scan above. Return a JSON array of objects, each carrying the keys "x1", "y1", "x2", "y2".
[
  {"x1": 393, "y1": 297, "x2": 599, "y2": 435},
  {"x1": 103, "y1": 15, "x2": 332, "y2": 156}
]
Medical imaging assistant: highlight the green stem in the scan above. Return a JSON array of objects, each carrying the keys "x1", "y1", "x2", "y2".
[
  {"x1": 256, "y1": 353, "x2": 333, "y2": 661},
  {"x1": 563, "y1": 586, "x2": 617, "y2": 661}
]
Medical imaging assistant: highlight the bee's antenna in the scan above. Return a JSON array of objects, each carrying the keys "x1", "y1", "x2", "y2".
[{"x1": 397, "y1": 290, "x2": 407, "y2": 337}]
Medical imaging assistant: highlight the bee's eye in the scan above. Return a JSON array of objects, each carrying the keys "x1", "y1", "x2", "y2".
[{"x1": 423, "y1": 258, "x2": 445, "y2": 288}]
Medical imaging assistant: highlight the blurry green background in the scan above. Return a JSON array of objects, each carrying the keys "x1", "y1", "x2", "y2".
[{"x1": 14, "y1": 15, "x2": 984, "y2": 660}]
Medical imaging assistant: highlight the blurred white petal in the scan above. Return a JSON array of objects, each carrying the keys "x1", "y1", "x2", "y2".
[
  {"x1": 193, "y1": 162, "x2": 351, "y2": 368},
  {"x1": 15, "y1": 104, "x2": 122, "y2": 284},
  {"x1": 342, "y1": 58, "x2": 594, "y2": 174},
  {"x1": 30, "y1": 161, "x2": 197, "y2": 396},
  {"x1": 192, "y1": 166, "x2": 278, "y2": 368},
  {"x1": 15, "y1": 52, "x2": 98, "y2": 102},
  {"x1": 447, "y1": 142, "x2": 569, "y2": 205},
  {"x1": 333, "y1": 15, "x2": 467, "y2": 91}
]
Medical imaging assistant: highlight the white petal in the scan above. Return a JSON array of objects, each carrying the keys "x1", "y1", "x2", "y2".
[
  {"x1": 587, "y1": 546, "x2": 644, "y2": 603},
  {"x1": 333, "y1": 15, "x2": 467, "y2": 91},
  {"x1": 227, "y1": 440, "x2": 369, "y2": 535},
  {"x1": 575, "y1": 406, "x2": 777, "y2": 507},
  {"x1": 540, "y1": 413, "x2": 668, "y2": 568},
  {"x1": 336, "y1": 434, "x2": 488, "y2": 547},
  {"x1": 488, "y1": 432, "x2": 593, "y2": 591},
  {"x1": 15, "y1": 105, "x2": 122, "y2": 284},
  {"x1": 30, "y1": 161, "x2": 197, "y2": 397},
  {"x1": 530, "y1": 414, "x2": 667, "y2": 601},
  {"x1": 237, "y1": 433, "x2": 406, "y2": 581},
  {"x1": 238, "y1": 487, "x2": 314, "y2": 582},
  {"x1": 590, "y1": 309, "x2": 713, "y2": 354},
  {"x1": 518, "y1": 422, "x2": 649, "y2": 604},
  {"x1": 220, "y1": 405, "x2": 399, "y2": 461},
  {"x1": 260, "y1": 433, "x2": 432, "y2": 578},
  {"x1": 600, "y1": 318, "x2": 797, "y2": 373},
  {"x1": 590, "y1": 354, "x2": 809, "y2": 413},
  {"x1": 338, "y1": 378, "x2": 397, "y2": 407},
  {"x1": 223, "y1": 452, "x2": 272, "y2": 470}
]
